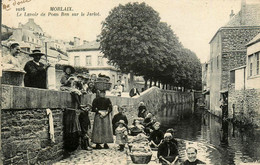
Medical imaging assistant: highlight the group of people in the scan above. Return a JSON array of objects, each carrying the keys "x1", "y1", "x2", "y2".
[
  {"x1": 3, "y1": 42, "x2": 205, "y2": 165},
  {"x1": 2, "y1": 42, "x2": 51, "y2": 89},
  {"x1": 1, "y1": 41, "x2": 100, "y2": 94},
  {"x1": 110, "y1": 101, "x2": 206, "y2": 165},
  {"x1": 111, "y1": 80, "x2": 124, "y2": 96}
]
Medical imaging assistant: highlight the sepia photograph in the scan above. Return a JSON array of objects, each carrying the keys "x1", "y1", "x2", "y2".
[{"x1": 1, "y1": 0, "x2": 260, "y2": 164}]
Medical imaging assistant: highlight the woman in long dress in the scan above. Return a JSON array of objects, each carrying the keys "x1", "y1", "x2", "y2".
[{"x1": 91, "y1": 90, "x2": 113, "y2": 149}]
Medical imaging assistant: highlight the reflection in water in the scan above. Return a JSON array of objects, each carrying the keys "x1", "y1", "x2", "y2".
[{"x1": 157, "y1": 104, "x2": 260, "y2": 165}]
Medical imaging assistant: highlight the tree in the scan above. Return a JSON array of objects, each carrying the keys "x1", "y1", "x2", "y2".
[
  {"x1": 100, "y1": 2, "x2": 175, "y2": 88},
  {"x1": 100, "y1": 2, "x2": 201, "y2": 91}
]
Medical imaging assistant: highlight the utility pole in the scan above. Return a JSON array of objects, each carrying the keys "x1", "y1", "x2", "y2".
[{"x1": 0, "y1": 0, "x2": 4, "y2": 164}]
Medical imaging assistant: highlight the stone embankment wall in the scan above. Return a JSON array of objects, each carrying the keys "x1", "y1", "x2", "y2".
[
  {"x1": 228, "y1": 84, "x2": 260, "y2": 126},
  {"x1": 117, "y1": 87, "x2": 194, "y2": 124},
  {"x1": 1, "y1": 85, "x2": 93, "y2": 165},
  {"x1": 1, "y1": 86, "x2": 194, "y2": 164}
]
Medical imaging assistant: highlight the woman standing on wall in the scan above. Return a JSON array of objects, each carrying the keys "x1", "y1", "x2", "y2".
[{"x1": 91, "y1": 90, "x2": 113, "y2": 149}]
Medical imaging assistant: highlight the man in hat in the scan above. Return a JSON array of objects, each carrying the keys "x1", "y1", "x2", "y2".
[
  {"x1": 24, "y1": 49, "x2": 50, "y2": 89},
  {"x1": 2, "y1": 42, "x2": 22, "y2": 71}
]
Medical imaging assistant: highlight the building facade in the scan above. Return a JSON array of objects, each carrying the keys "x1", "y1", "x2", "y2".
[
  {"x1": 228, "y1": 33, "x2": 260, "y2": 126},
  {"x1": 202, "y1": 62, "x2": 210, "y2": 109},
  {"x1": 67, "y1": 41, "x2": 130, "y2": 91},
  {"x1": 208, "y1": 1, "x2": 260, "y2": 117},
  {"x1": 9, "y1": 18, "x2": 68, "y2": 65}
]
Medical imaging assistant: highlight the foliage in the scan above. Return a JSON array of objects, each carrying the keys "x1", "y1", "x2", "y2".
[
  {"x1": 100, "y1": 2, "x2": 202, "y2": 90},
  {"x1": 100, "y1": 2, "x2": 161, "y2": 74}
]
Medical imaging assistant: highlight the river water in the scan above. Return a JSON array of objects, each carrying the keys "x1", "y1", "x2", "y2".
[{"x1": 157, "y1": 103, "x2": 260, "y2": 165}]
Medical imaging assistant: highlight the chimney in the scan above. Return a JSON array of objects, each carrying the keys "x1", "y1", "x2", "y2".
[
  {"x1": 229, "y1": 10, "x2": 235, "y2": 19},
  {"x1": 241, "y1": 0, "x2": 246, "y2": 25},
  {"x1": 74, "y1": 37, "x2": 80, "y2": 47}
]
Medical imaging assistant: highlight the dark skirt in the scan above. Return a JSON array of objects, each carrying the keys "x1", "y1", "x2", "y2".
[
  {"x1": 63, "y1": 109, "x2": 81, "y2": 152},
  {"x1": 92, "y1": 112, "x2": 113, "y2": 144}
]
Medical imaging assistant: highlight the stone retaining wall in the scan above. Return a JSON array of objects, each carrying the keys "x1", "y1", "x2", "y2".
[
  {"x1": 228, "y1": 84, "x2": 260, "y2": 126},
  {"x1": 1, "y1": 85, "x2": 93, "y2": 165},
  {"x1": 1, "y1": 85, "x2": 194, "y2": 164}
]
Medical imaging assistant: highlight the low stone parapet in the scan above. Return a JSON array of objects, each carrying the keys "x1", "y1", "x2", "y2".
[{"x1": 0, "y1": 85, "x2": 195, "y2": 164}]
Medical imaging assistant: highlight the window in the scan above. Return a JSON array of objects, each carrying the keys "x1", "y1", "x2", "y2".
[
  {"x1": 86, "y1": 55, "x2": 91, "y2": 66},
  {"x1": 257, "y1": 52, "x2": 259, "y2": 75},
  {"x1": 97, "y1": 56, "x2": 103, "y2": 66},
  {"x1": 230, "y1": 70, "x2": 235, "y2": 83},
  {"x1": 248, "y1": 55, "x2": 253, "y2": 77},
  {"x1": 74, "y1": 56, "x2": 80, "y2": 66},
  {"x1": 250, "y1": 62, "x2": 253, "y2": 76}
]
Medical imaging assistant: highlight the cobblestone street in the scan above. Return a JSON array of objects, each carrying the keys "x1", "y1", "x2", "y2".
[{"x1": 54, "y1": 142, "x2": 159, "y2": 165}]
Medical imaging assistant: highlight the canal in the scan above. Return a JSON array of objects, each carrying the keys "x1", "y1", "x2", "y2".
[{"x1": 157, "y1": 103, "x2": 260, "y2": 165}]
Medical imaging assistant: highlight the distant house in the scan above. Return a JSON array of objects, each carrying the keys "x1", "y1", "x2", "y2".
[
  {"x1": 246, "y1": 33, "x2": 260, "y2": 89},
  {"x1": 9, "y1": 18, "x2": 68, "y2": 65},
  {"x1": 208, "y1": 1, "x2": 260, "y2": 116},
  {"x1": 67, "y1": 40, "x2": 129, "y2": 91}
]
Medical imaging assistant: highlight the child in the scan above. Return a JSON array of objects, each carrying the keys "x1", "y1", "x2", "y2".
[
  {"x1": 115, "y1": 120, "x2": 128, "y2": 151},
  {"x1": 112, "y1": 105, "x2": 128, "y2": 135},
  {"x1": 149, "y1": 122, "x2": 164, "y2": 148},
  {"x1": 78, "y1": 104, "x2": 92, "y2": 150}
]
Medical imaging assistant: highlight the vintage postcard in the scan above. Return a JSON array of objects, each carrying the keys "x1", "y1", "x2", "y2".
[{"x1": 1, "y1": 0, "x2": 260, "y2": 164}]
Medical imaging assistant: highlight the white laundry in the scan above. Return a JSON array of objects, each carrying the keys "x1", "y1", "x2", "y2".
[{"x1": 46, "y1": 108, "x2": 55, "y2": 143}]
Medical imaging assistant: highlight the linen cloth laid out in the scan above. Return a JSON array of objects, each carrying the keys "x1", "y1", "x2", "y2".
[{"x1": 46, "y1": 108, "x2": 55, "y2": 143}]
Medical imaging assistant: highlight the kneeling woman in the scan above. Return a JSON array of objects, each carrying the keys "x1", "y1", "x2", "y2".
[
  {"x1": 158, "y1": 133, "x2": 179, "y2": 165},
  {"x1": 91, "y1": 90, "x2": 113, "y2": 149}
]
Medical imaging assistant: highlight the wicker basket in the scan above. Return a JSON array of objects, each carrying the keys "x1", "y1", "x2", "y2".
[
  {"x1": 129, "y1": 153, "x2": 152, "y2": 164},
  {"x1": 97, "y1": 77, "x2": 110, "y2": 82},
  {"x1": 94, "y1": 81, "x2": 112, "y2": 91}
]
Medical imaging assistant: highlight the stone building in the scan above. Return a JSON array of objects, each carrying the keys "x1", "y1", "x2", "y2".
[
  {"x1": 67, "y1": 40, "x2": 129, "y2": 91},
  {"x1": 228, "y1": 33, "x2": 260, "y2": 126},
  {"x1": 208, "y1": 1, "x2": 260, "y2": 117},
  {"x1": 202, "y1": 62, "x2": 210, "y2": 110},
  {"x1": 2, "y1": 18, "x2": 71, "y2": 89},
  {"x1": 8, "y1": 18, "x2": 68, "y2": 65}
]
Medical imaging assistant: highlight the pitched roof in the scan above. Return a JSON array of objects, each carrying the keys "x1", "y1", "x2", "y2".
[
  {"x1": 225, "y1": 4, "x2": 260, "y2": 27},
  {"x1": 67, "y1": 40, "x2": 100, "y2": 51},
  {"x1": 209, "y1": 3, "x2": 260, "y2": 43},
  {"x1": 246, "y1": 32, "x2": 260, "y2": 46}
]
